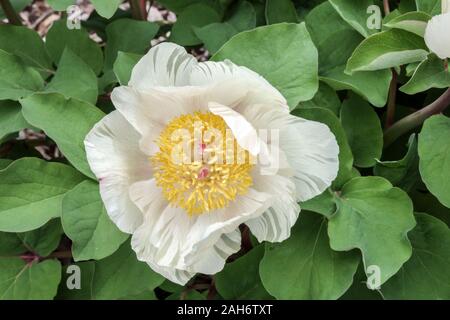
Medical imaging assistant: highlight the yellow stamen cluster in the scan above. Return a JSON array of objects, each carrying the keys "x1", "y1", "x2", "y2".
[{"x1": 151, "y1": 112, "x2": 254, "y2": 216}]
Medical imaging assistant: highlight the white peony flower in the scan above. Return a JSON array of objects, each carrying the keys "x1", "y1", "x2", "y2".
[
  {"x1": 84, "y1": 42, "x2": 339, "y2": 285},
  {"x1": 424, "y1": 12, "x2": 450, "y2": 59},
  {"x1": 443, "y1": 0, "x2": 450, "y2": 14}
]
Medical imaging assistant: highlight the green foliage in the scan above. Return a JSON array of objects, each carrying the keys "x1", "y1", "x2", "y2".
[{"x1": 1, "y1": 0, "x2": 450, "y2": 301}]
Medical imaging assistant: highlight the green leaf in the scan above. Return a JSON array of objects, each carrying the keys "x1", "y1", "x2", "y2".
[
  {"x1": 195, "y1": 1, "x2": 256, "y2": 54},
  {"x1": 382, "y1": 213, "x2": 450, "y2": 299},
  {"x1": 0, "y1": 50, "x2": 44, "y2": 101},
  {"x1": 328, "y1": 176, "x2": 416, "y2": 285},
  {"x1": 170, "y1": 3, "x2": 221, "y2": 46},
  {"x1": 374, "y1": 134, "x2": 419, "y2": 191},
  {"x1": 62, "y1": 180, "x2": 128, "y2": 261},
  {"x1": 306, "y1": 2, "x2": 391, "y2": 107},
  {"x1": 0, "y1": 101, "x2": 29, "y2": 141},
  {"x1": 329, "y1": 0, "x2": 379, "y2": 38},
  {"x1": 0, "y1": 25, "x2": 53, "y2": 72},
  {"x1": 20, "y1": 93, "x2": 105, "y2": 179},
  {"x1": 46, "y1": 0, "x2": 75, "y2": 11},
  {"x1": 296, "y1": 82, "x2": 341, "y2": 116},
  {"x1": 113, "y1": 52, "x2": 143, "y2": 85},
  {"x1": 17, "y1": 220, "x2": 63, "y2": 257},
  {"x1": 340, "y1": 265, "x2": 382, "y2": 300},
  {"x1": 260, "y1": 211, "x2": 359, "y2": 299},
  {"x1": 321, "y1": 66, "x2": 392, "y2": 108},
  {"x1": 0, "y1": 159, "x2": 12, "y2": 170},
  {"x1": 0, "y1": 232, "x2": 26, "y2": 256},
  {"x1": 59, "y1": 242, "x2": 164, "y2": 300},
  {"x1": 0, "y1": 259, "x2": 61, "y2": 300},
  {"x1": 418, "y1": 115, "x2": 450, "y2": 208},
  {"x1": 415, "y1": 0, "x2": 441, "y2": 15},
  {"x1": 265, "y1": 0, "x2": 298, "y2": 24},
  {"x1": 401, "y1": 54, "x2": 450, "y2": 94},
  {"x1": 346, "y1": 29, "x2": 428, "y2": 73},
  {"x1": 384, "y1": 11, "x2": 432, "y2": 37},
  {"x1": 216, "y1": 245, "x2": 272, "y2": 299},
  {"x1": 292, "y1": 107, "x2": 354, "y2": 189},
  {"x1": 301, "y1": 189, "x2": 337, "y2": 218},
  {"x1": 340, "y1": 95, "x2": 383, "y2": 168},
  {"x1": 0, "y1": 158, "x2": 85, "y2": 232},
  {"x1": 46, "y1": 19, "x2": 104, "y2": 75},
  {"x1": 105, "y1": 19, "x2": 159, "y2": 70},
  {"x1": 213, "y1": 23, "x2": 318, "y2": 109},
  {"x1": 45, "y1": 48, "x2": 98, "y2": 104},
  {"x1": 91, "y1": 0, "x2": 122, "y2": 19}
]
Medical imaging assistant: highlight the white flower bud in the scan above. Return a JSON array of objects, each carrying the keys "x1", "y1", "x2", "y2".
[{"x1": 424, "y1": 12, "x2": 450, "y2": 59}]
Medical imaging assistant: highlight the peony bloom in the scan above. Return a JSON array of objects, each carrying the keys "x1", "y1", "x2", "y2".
[
  {"x1": 424, "y1": 11, "x2": 450, "y2": 59},
  {"x1": 84, "y1": 43, "x2": 339, "y2": 285}
]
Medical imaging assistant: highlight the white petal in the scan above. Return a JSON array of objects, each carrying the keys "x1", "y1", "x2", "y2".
[
  {"x1": 130, "y1": 181, "x2": 272, "y2": 282},
  {"x1": 129, "y1": 42, "x2": 197, "y2": 90},
  {"x1": 281, "y1": 115, "x2": 339, "y2": 202},
  {"x1": 111, "y1": 85, "x2": 206, "y2": 155},
  {"x1": 191, "y1": 60, "x2": 288, "y2": 111},
  {"x1": 246, "y1": 175, "x2": 300, "y2": 243},
  {"x1": 84, "y1": 111, "x2": 151, "y2": 233},
  {"x1": 208, "y1": 102, "x2": 260, "y2": 155},
  {"x1": 425, "y1": 13, "x2": 450, "y2": 59}
]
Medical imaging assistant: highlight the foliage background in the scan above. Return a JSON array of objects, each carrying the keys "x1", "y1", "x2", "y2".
[{"x1": 0, "y1": 0, "x2": 449, "y2": 300}]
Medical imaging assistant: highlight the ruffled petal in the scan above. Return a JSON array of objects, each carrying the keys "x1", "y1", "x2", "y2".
[
  {"x1": 129, "y1": 180, "x2": 272, "y2": 284},
  {"x1": 280, "y1": 115, "x2": 339, "y2": 202},
  {"x1": 129, "y1": 42, "x2": 197, "y2": 90},
  {"x1": 246, "y1": 174, "x2": 300, "y2": 243},
  {"x1": 84, "y1": 111, "x2": 151, "y2": 233}
]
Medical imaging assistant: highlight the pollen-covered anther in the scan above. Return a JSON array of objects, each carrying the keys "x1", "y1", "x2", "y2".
[{"x1": 151, "y1": 112, "x2": 254, "y2": 216}]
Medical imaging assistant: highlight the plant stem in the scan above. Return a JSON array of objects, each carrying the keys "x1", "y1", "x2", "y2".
[
  {"x1": 0, "y1": 0, "x2": 22, "y2": 25},
  {"x1": 383, "y1": 0, "x2": 390, "y2": 15},
  {"x1": 129, "y1": 0, "x2": 146, "y2": 20},
  {"x1": 385, "y1": 69, "x2": 398, "y2": 128},
  {"x1": 384, "y1": 88, "x2": 450, "y2": 147}
]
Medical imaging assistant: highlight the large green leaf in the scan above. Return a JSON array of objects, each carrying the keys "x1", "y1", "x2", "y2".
[
  {"x1": 20, "y1": 93, "x2": 105, "y2": 179},
  {"x1": 216, "y1": 245, "x2": 272, "y2": 299},
  {"x1": 45, "y1": 48, "x2": 98, "y2": 104},
  {"x1": 340, "y1": 95, "x2": 383, "y2": 168},
  {"x1": 0, "y1": 25, "x2": 52, "y2": 72},
  {"x1": 260, "y1": 211, "x2": 359, "y2": 299},
  {"x1": 0, "y1": 158, "x2": 85, "y2": 232},
  {"x1": 306, "y1": 2, "x2": 391, "y2": 107},
  {"x1": 59, "y1": 242, "x2": 164, "y2": 300},
  {"x1": 292, "y1": 107, "x2": 354, "y2": 189},
  {"x1": 0, "y1": 259, "x2": 61, "y2": 300},
  {"x1": 17, "y1": 220, "x2": 63, "y2": 257},
  {"x1": 195, "y1": 1, "x2": 256, "y2": 54},
  {"x1": 382, "y1": 213, "x2": 450, "y2": 299},
  {"x1": 62, "y1": 180, "x2": 128, "y2": 261},
  {"x1": 401, "y1": 54, "x2": 450, "y2": 94},
  {"x1": 46, "y1": 0, "x2": 75, "y2": 11},
  {"x1": 346, "y1": 29, "x2": 428, "y2": 73},
  {"x1": 329, "y1": 0, "x2": 378, "y2": 38},
  {"x1": 374, "y1": 134, "x2": 419, "y2": 192},
  {"x1": 213, "y1": 23, "x2": 318, "y2": 109},
  {"x1": 0, "y1": 0, "x2": 28, "y2": 19},
  {"x1": 328, "y1": 176, "x2": 416, "y2": 285},
  {"x1": 265, "y1": 0, "x2": 298, "y2": 24},
  {"x1": 105, "y1": 19, "x2": 159, "y2": 70},
  {"x1": 418, "y1": 115, "x2": 450, "y2": 208},
  {"x1": 170, "y1": 3, "x2": 221, "y2": 46},
  {"x1": 46, "y1": 20, "x2": 104, "y2": 75},
  {"x1": 113, "y1": 52, "x2": 143, "y2": 85},
  {"x1": 0, "y1": 50, "x2": 44, "y2": 101},
  {"x1": 296, "y1": 82, "x2": 341, "y2": 116},
  {"x1": 415, "y1": 0, "x2": 441, "y2": 15},
  {"x1": 0, "y1": 101, "x2": 29, "y2": 141},
  {"x1": 384, "y1": 11, "x2": 431, "y2": 37},
  {"x1": 91, "y1": 0, "x2": 122, "y2": 19}
]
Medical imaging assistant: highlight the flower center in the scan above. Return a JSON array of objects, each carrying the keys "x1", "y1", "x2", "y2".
[{"x1": 151, "y1": 111, "x2": 254, "y2": 216}]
